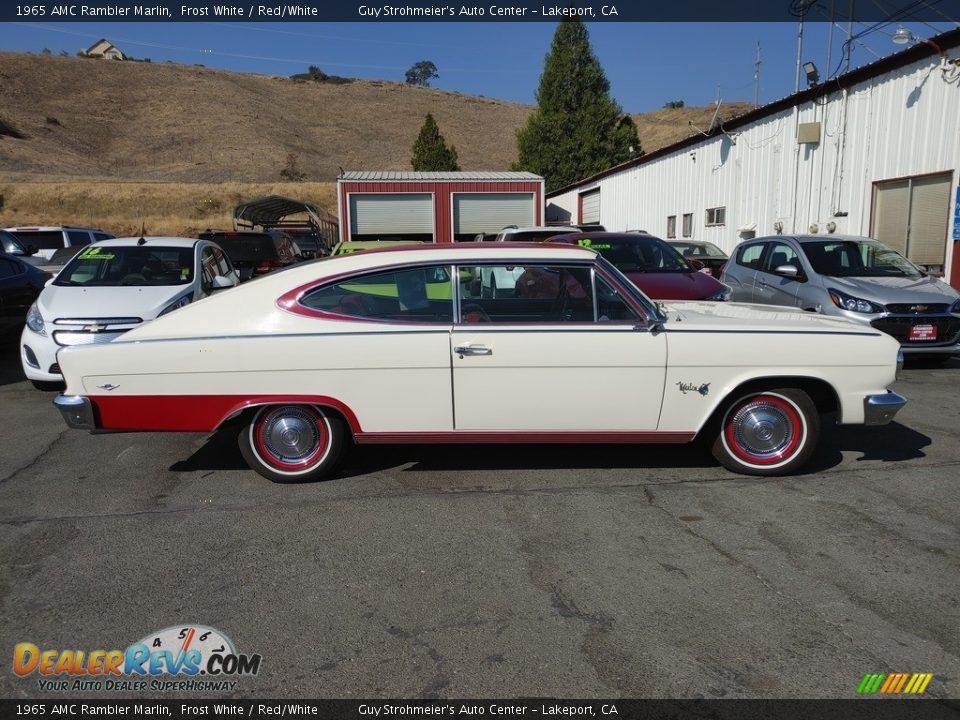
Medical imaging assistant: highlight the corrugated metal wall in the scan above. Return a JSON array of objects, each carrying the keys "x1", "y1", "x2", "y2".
[{"x1": 547, "y1": 52, "x2": 960, "y2": 281}]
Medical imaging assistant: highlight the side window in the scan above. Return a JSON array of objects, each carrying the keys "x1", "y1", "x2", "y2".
[
  {"x1": 301, "y1": 265, "x2": 453, "y2": 323},
  {"x1": 737, "y1": 243, "x2": 765, "y2": 270},
  {"x1": 67, "y1": 230, "x2": 92, "y2": 247},
  {"x1": 458, "y1": 264, "x2": 595, "y2": 323},
  {"x1": 200, "y1": 247, "x2": 217, "y2": 290},
  {"x1": 212, "y1": 247, "x2": 232, "y2": 276},
  {"x1": 93, "y1": 232, "x2": 112, "y2": 242},
  {"x1": 596, "y1": 275, "x2": 641, "y2": 322},
  {"x1": 762, "y1": 242, "x2": 801, "y2": 273}
]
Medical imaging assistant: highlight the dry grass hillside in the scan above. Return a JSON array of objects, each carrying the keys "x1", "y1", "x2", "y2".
[
  {"x1": 0, "y1": 181, "x2": 337, "y2": 238},
  {"x1": 0, "y1": 52, "x2": 751, "y2": 234}
]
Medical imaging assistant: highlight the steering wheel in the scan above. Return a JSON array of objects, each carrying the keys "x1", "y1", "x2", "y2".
[
  {"x1": 461, "y1": 303, "x2": 492, "y2": 323},
  {"x1": 120, "y1": 273, "x2": 147, "y2": 286}
]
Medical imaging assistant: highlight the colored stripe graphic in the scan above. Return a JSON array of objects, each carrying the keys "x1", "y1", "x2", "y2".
[{"x1": 857, "y1": 672, "x2": 932, "y2": 695}]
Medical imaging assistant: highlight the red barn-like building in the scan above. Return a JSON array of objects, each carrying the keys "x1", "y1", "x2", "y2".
[{"x1": 337, "y1": 171, "x2": 545, "y2": 244}]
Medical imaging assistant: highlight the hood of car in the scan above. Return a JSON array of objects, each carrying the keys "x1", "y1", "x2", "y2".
[
  {"x1": 825, "y1": 274, "x2": 959, "y2": 305},
  {"x1": 37, "y1": 285, "x2": 189, "y2": 320},
  {"x1": 625, "y1": 270, "x2": 725, "y2": 300},
  {"x1": 663, "y1": 300, "x2": 873, "y2": 333}
]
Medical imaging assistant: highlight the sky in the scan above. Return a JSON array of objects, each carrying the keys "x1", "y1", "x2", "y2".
[{"x1": 2, "y1": 19, "x2": 957, "y2": 111}]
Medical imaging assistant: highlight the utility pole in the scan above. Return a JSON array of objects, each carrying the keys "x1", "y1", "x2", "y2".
[{"x1": 754, "y1": 42, "x2": 761, "y2": 107}]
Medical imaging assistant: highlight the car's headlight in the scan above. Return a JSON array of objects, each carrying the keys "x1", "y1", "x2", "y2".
[
  {"x1": 25, "y1": 301, "x2": 46, "y2": 336},
  {"x1": 950, "y1": 298, "x2": 960, "y2": 314},
  {"x1": 828, "y1": 288, "x2": 884, "y2": 314},
  {"x1": 158, "y1": 294, "x2": 192, "y2": 317},
  {"x1": 705, "y1": 284, "x2": 732, "y2": 302}
]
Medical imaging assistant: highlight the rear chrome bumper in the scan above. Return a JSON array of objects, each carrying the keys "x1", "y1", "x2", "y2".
[
  {"x1": 53, "y1": 394, "x2": 96, "y2": 430},
  {"x1": 863, "y1": 392, "x2": 907, "y2": 426}
]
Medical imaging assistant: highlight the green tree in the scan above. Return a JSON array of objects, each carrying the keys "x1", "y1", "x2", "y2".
[
  {"x1": 405, "y1": 61, "x2": 439, "y2": 87},
  {"x1": 513, "y1": 18, "x2": 640, "y2": 192},
  {"x1": 411, "y1": 113, "x2": 460, "y2": 171}
]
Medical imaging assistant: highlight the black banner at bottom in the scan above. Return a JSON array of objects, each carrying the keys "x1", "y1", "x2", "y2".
[{"x1": 1, "y1": 700, "x2": 958, "y2": 720}]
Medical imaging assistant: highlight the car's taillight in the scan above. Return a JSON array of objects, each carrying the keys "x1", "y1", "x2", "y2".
[{"x1": 254, "y1": 258, "x2": 282, "y2": 275}]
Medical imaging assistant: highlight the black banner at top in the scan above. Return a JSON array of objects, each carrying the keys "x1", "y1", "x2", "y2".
[{"x1": 3, "y1": 0, "x2": 960, "y2": 22}]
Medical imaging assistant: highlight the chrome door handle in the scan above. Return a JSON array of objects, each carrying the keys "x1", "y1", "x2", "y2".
[{"x1": 454, "y1": 343, "x2": 492, "y2": 357}]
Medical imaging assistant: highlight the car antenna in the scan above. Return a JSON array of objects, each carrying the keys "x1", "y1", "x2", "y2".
[{"x1": 138, "y1": 237, "x2": 147, "y2": 245}]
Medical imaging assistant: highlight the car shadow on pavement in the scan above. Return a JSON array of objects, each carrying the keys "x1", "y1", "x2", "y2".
[
  {"x1": 802, "y1": 420, "x2": 931, "y2": 474},
  {"x1": 170, "y1": 426, "x2": 720, "y2": 479},
  {"x1": 173, "y1": 418, "x2": 932, "y2": 481},
  {"x1": 168, "y1": 426, "x2": 251, "y2": 472},
  {"x1": 0, "y1": 334, "x2": 27, "y2": 387}
]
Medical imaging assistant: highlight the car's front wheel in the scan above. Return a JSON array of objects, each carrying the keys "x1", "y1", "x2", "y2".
[
  {"x1": 238, "y1": 405, "x2": 347, "y2": 483},
  {"x1": 711, "y1": 388, "x2": 819, "y2": 476}
]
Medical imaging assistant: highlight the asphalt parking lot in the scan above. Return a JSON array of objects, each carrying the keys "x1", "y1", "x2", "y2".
[{"x1": 1, "y1": 334, "x2": 958, "y2": 700}]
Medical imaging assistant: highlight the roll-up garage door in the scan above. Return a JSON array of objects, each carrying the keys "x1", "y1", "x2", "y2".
[
  {"x1": 453, "y1": 193, "x2": 534, "y2": 234},
  {"x1": 872, "y1": 173, "x2": 950, "y2": 266},
  {"x1": 579, "y1": 189, "x2": 600, "y2": 225},
  {"x1": 350, "y1": 193, "x2": 433, "y2": 236}
]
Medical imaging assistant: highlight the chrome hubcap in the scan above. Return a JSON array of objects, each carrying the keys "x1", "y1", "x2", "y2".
[
  {"x1": 731, "y1": 402, "x2": 792, "y2": 458},
  {"x1": 260, "y1": 408, "x2": 321, "y2": 463}
]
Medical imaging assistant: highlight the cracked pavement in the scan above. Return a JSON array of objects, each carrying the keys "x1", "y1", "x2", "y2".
[{"x1": 0, "y1": 336, "x2": 958, "y2": 699}]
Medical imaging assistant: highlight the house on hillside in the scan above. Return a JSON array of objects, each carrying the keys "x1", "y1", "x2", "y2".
[{"x1": 82, "y1": 39, "x2": 125, "y2": 60}]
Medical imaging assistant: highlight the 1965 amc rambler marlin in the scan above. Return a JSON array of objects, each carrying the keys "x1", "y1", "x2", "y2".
[{"x1": 52, "y1": 243, "x2": 906, "y2": 482}]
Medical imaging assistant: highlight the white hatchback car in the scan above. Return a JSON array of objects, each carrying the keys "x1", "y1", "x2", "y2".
[{"x1": 22, "y1": 237, "x2": 239, "y2": 389}]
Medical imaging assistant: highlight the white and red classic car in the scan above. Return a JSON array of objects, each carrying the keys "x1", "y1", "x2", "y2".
[{"x1": 53, "y1": 243, "x2": 906, "y2": 482}]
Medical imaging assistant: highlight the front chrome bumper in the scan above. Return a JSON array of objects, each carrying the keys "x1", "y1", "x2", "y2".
[
  {"x1": 863, "y1": 391, "x2": 907, "y2": 426},
  {"x1": 53, "y1": 394, "x2": 96, "y2": 430}
]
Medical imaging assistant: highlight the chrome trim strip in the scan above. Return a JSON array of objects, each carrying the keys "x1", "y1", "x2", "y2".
[
  {"x1": 53, "y1": 317, "x2": 143, "y2": 325},
  {"x1": 863, "y1": 392, "x2": 907, "y2": 426}
]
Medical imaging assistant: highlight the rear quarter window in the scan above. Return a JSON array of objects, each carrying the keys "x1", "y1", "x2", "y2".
[{"x1": 10, "y1": 230, "x2": 64, "y2": 250}]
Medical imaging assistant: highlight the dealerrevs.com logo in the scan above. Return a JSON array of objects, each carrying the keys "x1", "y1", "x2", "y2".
[{"x1": 13, "y1": 625, "x2": 262, "y2": 692}]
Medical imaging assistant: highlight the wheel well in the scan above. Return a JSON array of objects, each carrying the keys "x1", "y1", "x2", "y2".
[
  {"x1": 224, "y1": 402, "x2": 356, "y2": 442},
  {"x1": 702, "y1": 376, "x2": 839, "y2": 435}
]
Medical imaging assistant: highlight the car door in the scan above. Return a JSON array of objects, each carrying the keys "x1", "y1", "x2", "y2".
[
  {"x1": 450, "y1": 262, "x2": 667, "y2": 431},
  {"x1": 754, "y1": 240, "x2": 804, "y2": 308},
  {"x1": 725, "y1": 242, "x2": 766, "y2": 302}
]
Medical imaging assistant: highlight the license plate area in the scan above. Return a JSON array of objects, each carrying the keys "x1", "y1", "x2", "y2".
[{"x1": 909, "y1": 323, "x2": 937, "y2": 341}]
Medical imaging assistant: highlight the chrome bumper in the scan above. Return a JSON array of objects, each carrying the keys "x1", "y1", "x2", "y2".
[
  {"x1": 53, "y1": 394, "x2": 96, "y2": 430},
  {"x1": 863, "y1": 392, "x2": 907, "y2": 426}
]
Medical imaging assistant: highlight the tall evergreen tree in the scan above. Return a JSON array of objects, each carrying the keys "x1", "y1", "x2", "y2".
[
  {"x1": 514, "y1": 18, "x2": 640, "y2": 192},
  {"x1": 411, "y1": 113, "x2": 460, "y2": 171}
]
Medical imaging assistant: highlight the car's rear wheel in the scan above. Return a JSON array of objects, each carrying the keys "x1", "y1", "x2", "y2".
[
  {"x1": 711, "y1": 388, "x2": 818, "y2": 476},
  {"x1": 238, "y1": 405, "x2": 346, "y2": 483}
]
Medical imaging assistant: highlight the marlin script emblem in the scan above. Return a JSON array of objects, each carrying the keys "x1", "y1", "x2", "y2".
[{"x1": 677, "y1": 382, "x2": 710, "y2": 396}]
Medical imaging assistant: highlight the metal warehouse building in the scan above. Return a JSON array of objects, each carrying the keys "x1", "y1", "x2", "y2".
[
  {"x1": 337, "y1": 171, "x2": 545, "y2": 244},
  {"x1": 546, "y1": 29, "x2": 960, "y2": 289}
]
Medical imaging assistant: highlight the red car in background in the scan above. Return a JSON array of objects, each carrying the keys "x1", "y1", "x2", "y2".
[{"x1": 548, "y1": 232, "x2": 731, "y2": 301}]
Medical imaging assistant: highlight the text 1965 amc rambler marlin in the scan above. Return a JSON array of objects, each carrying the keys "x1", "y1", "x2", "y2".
[{"x1": 52, "y1": 243, "x2": 906, "y2": 482}]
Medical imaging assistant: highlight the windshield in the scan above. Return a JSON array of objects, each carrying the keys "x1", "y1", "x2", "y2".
[
  {"x1": 670, "y1": 241, "x2": 727, "y2": 259},
  {"x1": 576, "y1": 236, "x2": 692, "y2": 273},
  {"x1": 54, "y1": 246, "x2": 195, "y2": 287},
  {"x1": 207, "y1": 235, "x2": 279, "y2": 262},
  {"x1": 802, "y1": 239, "x2": 925, "y2": 278},
  {"x1": 504, "y1": 230, "x2": 577, "y2": 242}
]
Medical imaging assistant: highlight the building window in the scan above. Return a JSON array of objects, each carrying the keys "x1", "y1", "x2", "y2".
[
  {"x1": 872, "y1": 172, "x2": 951, "y2": 267},
  {"x1": 682, "y1": 213, "x2": 693, "y2": 238},
  {"x1": 666, "y1": 216, "x2": 676, "y2": 238},
  {"x1": 706, "y1": 207, "x2": 726, "y2": 226}
]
